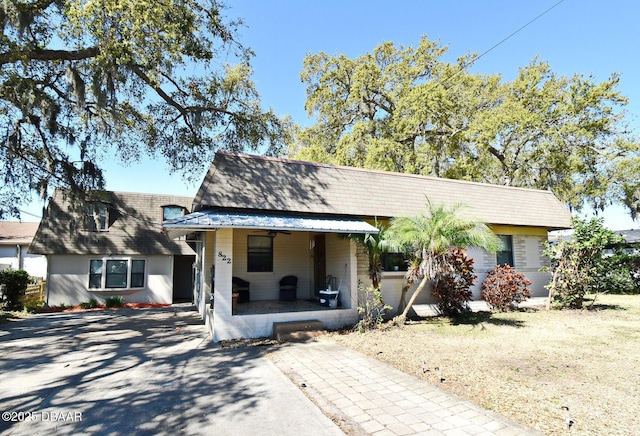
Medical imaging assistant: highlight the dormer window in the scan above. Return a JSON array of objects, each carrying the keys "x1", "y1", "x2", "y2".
[
  {"x1": 162, "y1": 205, "x2": 185, "y2": 221},
  {"x1": 85, "y1": 203, "x2": 109, "y2": 231}
]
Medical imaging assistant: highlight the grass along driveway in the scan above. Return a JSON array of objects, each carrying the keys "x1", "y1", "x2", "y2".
[{"x1": 329, "y1": 294, "x2": 640, "y2": 435}]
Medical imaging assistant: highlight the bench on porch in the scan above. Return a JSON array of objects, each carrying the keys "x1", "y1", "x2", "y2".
[
  {"x1": 279, "y1": 275, "x2": 298, "y2": 301},
  {"x1": 232, "y1": 277, "x2": 250, "y2": 303}
]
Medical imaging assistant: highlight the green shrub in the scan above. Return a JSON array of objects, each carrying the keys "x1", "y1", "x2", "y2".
[
  {"x1": 357, "y1": 284, "x2": 392, "y2": 332},
  {"x1": 544, "y1": 217, "x2": 621, "y2": 309},
  {"x1": 431, "y1": 249, "x2": 476, "y2": 316},
  {"x1": 105, "y1": 295, "x2": 124, "y2": 308},
  {"x1": 79, "y1": 298, "x2": 99, "y2": 309},
  {"x1": 593, "y1": 253, "x2": 640, "y2": 294},
  {"x1": 23, "y1": 300, "x2": 45, "y2": 311},
  {"x1": 481, "y1": 265, "x2": 532, "y2": 311},
  {"x1": 0, "y1": 269, "x2": 30, "y2": 310}
]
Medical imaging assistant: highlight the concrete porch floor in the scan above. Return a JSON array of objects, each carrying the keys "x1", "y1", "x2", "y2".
[{"x1": 233, "y1": 299, "x2": 345, "y2": 315}]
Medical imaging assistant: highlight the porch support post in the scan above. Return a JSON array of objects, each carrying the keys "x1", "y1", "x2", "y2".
[
  {"x1": 349, "y1": 240, "x2": 359, "y2": 310},
  {"x1": 212, "y1": 228, "x2": 235, "y2": 343}
]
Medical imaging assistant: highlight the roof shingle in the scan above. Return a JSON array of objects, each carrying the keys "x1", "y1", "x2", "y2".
[
  {"x1": 0, "y1": 222, "x2": 40, "y2": 245},
  {"x1": 194, "y1": 152, "x2": 572, "y2": 230},
  {"x1": 30, "y1": 190, "x2": 195, "y2": 255}
]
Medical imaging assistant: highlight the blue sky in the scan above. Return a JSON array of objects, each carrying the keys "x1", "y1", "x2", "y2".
[{"x1": 18, "y1": 0, "x2": 640, "y2": 229}]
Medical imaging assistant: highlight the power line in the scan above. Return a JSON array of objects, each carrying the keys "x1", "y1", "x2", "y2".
[
  {"x1": 448, "y1": 0, "x2": 567, "y2": 81},
  {"x1": 0, "y1": 202, "x2": 43, "y2": 220},
  {"x1": 16, "y1": 209, "x2": 42, "y2": 219},
  {"x1": 477, "y1": 0, "x2": 566, "y2": 64}
]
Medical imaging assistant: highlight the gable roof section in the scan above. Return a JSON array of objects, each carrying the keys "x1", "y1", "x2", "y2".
[
  {"x1": 194, "y1": 152, "x2": 572, "y2": 230},
  {"x1": 0, "y1": 222, "x2": 40, "y2": 245},
  {"x1": 30, "y1": 190, "x2": 195, "y2": 255}
]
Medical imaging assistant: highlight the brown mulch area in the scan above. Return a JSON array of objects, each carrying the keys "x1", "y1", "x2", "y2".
[
  {"x1": 328, "y1": 295, "x2": 640, "y2": 436},
  {"x1": 0, "y1": 303, "x2": 170, "y2": 323},
  {"x1": 37, "y1": 303, "x2": 170, "y2": 313}
]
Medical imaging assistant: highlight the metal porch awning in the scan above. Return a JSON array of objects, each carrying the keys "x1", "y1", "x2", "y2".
[{"x1": 163, "y1": 210, "x2": 379, "y2": 239}]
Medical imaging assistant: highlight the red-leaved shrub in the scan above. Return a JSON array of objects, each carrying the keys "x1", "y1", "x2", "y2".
[
  {"x1": 432, "y1": 248, "x2": 476, "y2": 316},
  {"x1": 481, "y1": 265, "x2": 532, "y2": 312}
]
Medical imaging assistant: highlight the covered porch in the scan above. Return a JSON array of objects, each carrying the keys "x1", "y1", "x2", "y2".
[
  {"x1": 232, "y1": 298, "x2": 344, "y2": 315},
  {"x1": 164, "y1": 210, "x2": 378, "y2": 342}
]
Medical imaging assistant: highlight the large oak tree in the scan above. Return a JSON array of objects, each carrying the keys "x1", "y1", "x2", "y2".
[
  {"x1": 292, "y1": 36, "x2": 640, "y2": 218},
  {"x1": 0, "y1": 0, "x2": 287, "y2": 217}
]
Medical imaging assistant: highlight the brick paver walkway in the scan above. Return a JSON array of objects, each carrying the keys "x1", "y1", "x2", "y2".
[{"x1": 270, "y1": 340, "x2": 542, "y2": 436}]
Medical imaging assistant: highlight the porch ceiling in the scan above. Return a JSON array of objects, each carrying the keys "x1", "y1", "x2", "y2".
[{"x1": 163, "y1": 210, "x2": 379, "y2": 239}]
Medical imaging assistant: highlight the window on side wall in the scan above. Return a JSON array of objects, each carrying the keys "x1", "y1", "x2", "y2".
[
  {"x1": 89, "y1": 260, "x2": 103, "y2": 288},
  {"x1": 131, "y1": 260, "x2": 146, "y2": 287},
  {"x1": 496, "y1": 235, "x2": 514, "y2": 266},
  {"x1": 88, "y1": 258, "x2": 146, "y2": 289},
  {"x1": 85, "y1": 203, "x2": 109, "y2": 231},
  {"x1": 381, "y1": 252, "x2": 409, "y2": 272},
  {"x1": 247, "y1": 235, "x2": 273, "y2": 272}
]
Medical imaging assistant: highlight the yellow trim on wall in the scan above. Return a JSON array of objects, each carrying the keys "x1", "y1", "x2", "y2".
[{"x1": 489, "y1": 225, "x2": 548, "y2": 236}]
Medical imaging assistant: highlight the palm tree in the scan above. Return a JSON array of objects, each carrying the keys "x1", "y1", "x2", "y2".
[
  {"x1": 386, "y1": 201, "x2": 501, "y2": 324},
  {"x1": 396, "y1": 257, "x2": 421, "y2": 316},
  {"x1": 349, "y1": 220, "x2": 392, "y2": 289}
]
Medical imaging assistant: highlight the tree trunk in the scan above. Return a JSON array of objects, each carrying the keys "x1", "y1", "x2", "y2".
[
  {"x1": 396, "y1": 276, "x2": 430, "y2": 324},
  {"x1": 396, "y1": 284, "x2": 409, "y2": 315},
  {"x1": 546, "y1": 274, "x2": 556, "y2": 310},
  {"x1": 546, "y1": 257, "x2": 563, "y2": 310}
]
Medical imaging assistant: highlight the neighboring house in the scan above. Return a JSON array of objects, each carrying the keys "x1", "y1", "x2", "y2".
[
  {"x1": 30, "y1": 190, "x2": 195, "y2": 306},
  {"x1": 0, "y1": 221, "x2": 47, "y2": 278},
  {"x1": 616, "y1": 229, "x2": 640, "y2": 252},
  {"x1": 164, "y1": 152, "x2": 572, "y2": 342}
]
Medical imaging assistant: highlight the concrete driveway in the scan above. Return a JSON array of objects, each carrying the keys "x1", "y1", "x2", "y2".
[{"x1": 0, "y1": 306, "x2": 342, "y2": 436}]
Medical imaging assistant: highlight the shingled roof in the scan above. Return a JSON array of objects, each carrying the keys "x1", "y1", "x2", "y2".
[
  {"x1": 30, "y1": 190, "x2": 195, "y2": 255},
  {"x1": 193, "y1": 152, "x2": 572, "y2": 230},
  {"x1": 0, "y1": 222, "x2": 40, "y2": 245},
  {"x1": 617, "y1": 229, "x2": 640, "y2": 245}
]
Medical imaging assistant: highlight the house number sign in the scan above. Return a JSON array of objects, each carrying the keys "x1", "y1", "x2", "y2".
[{"x1": 218, "y1": 251, "x2": 232, "y2": 264}]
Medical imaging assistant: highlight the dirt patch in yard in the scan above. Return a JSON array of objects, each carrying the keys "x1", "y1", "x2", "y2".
[{"x1": 328, "y1": 294, "x2": 640, "y2": 435}]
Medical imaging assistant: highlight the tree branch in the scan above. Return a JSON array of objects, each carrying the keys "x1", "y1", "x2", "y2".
[
  {"x1": 129, "y1": 63, "x2": 240, "y2": 120},
  {"x1": 0, "y1": 47, "x2": 100, "y2": 66}
]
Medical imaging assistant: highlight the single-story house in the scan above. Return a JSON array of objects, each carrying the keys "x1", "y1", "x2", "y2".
[
  {"x1": 616, "y1": 229, "x2": 640, "y2": 251},
  {"x1": 30, "y1": 190, "x2": 195, "y2": 306},
  {"x1": 163, "y1": 152, "x2": 572, "y2": 342},
  {"x1": 0, "y1": 221, "x2": 47, "y2": 278}
]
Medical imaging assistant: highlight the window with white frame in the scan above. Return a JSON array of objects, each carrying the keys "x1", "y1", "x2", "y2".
[{"x1": 88, "y1": 258, "x2": 146, "y2": 289}]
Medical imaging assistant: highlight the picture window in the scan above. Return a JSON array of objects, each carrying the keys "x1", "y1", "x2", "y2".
[{"x1": 88, "y1": 258, "x2": 146, "y2": 289}]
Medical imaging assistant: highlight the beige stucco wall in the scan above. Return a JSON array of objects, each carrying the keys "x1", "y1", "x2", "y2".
[
  {"x1": 0, "y1": 245, "x2": 47, "y2": 278},
  {"x1": 45, "y1": 254, "x2": 174, "y2": 306}
]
